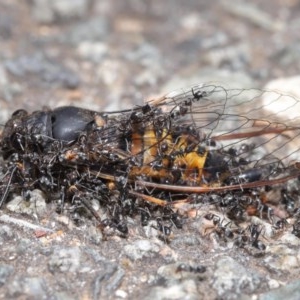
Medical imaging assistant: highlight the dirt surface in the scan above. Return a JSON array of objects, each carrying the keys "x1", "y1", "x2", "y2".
[
  {"x1": 1, "y1": 1, "x2": 300, "y2": 299},
  {"x1": 1, "y1": 0, "x2": 300, "y2": 114}
]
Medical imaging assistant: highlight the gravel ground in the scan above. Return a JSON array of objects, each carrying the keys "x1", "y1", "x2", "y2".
[{"x1": 1, "y1": 0, "x2": 300, "y2": 299}]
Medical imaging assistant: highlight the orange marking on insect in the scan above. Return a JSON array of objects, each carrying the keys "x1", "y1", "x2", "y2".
[
  {"x1": 143, "y1": 126, "x2": 158, "y2": 164},
  {"x1": 107, "y1": 181, "x2": 116, "y2": 190},
  {"x1": 179, "y1": 151, "x2": 207, "y2": 183},
  {"x1": 172, "y1": 135, "x2": 208, "y2": 183},
  {"x1": 131, "y1": 131, "x2": 143, "y2": 155},
  {"x1": 130, "y1": 126, "x2": 174, "y2": 179},
  {"x1": 94, "y1": 115, "x2": 106, "y2": 127},
  {"x1": 16, "y1": 162, "x2": 24, "y2": 171},
  {"x1": 68, "y1": 185, "x2": 78, "y2": 193},
  {"x1": 64, "y1": 150, "x2": 78, "y2": 161}
]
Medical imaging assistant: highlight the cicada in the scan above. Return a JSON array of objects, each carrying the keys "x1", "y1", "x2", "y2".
[{"x1": 1, "y1": 84, "x2": 300, "y2": 235}]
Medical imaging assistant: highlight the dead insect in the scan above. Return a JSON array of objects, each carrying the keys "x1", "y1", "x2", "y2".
[{"x1": 1, "y1": 84, "x2": 300, "y2": 236}]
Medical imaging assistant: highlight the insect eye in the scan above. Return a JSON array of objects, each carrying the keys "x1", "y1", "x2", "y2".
[{"x1": 51, "y1": 107, "x2": 94, "y2": 141}]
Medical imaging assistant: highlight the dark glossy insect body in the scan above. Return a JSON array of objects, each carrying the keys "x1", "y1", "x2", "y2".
[
  {"x1": 1, "y1": 84, "x2": 300, "y2": 236},
  {"x1": 176, "y1": 263, "x2": 206, "y2": 274},
  {"x1": 203, "y1": 213, "x2": 234, "y2": 240}
]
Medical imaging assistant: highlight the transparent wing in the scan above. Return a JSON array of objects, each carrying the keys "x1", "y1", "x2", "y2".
[{"x1": 148, "y1": 84, "x2": 300, "y2": 169}]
